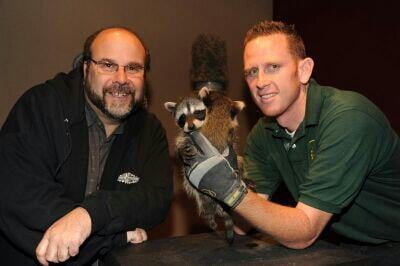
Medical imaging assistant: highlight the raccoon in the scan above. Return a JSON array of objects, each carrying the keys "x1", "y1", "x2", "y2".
[{"x1": 164, "y1": 87, "x2": 246, "y2": 243}]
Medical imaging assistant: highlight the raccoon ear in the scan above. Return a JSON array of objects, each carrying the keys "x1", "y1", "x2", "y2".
[
  {"x1": 198, "y1": 87, "x2": 210, "y2": 99},
  {"x1": 164, "y1": 102, "x2": 177, "y2": 113},
  {"x1": 231, "y1": 101, "x2": 246, "y2": 118},
  {"x1": 198, "y1": 87, "x2": 212, "y2": 107}
]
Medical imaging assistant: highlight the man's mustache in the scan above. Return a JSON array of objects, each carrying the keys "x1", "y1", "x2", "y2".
[{"x1": 104, "y1": 83, "x2": 134, "y2": 95}]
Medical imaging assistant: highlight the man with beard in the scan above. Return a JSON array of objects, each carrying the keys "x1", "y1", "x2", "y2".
[{"x1": 0, "y1": 27, "x2": 173, "y2": 265}]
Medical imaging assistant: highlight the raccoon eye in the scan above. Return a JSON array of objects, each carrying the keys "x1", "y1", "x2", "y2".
[
  {"x1": 194, "y1": 110, "x2": 206, "y2": 120},
  {"x1": 178, "y1": 114, "x2": 186, "y2": 128}
]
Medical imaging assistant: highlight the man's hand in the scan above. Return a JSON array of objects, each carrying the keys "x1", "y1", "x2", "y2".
[
  {"x1": 184, "y1": 131, "x2": 247, "y2": 208},
  {"x1": 36, "y1": 207, "x2": 92, "y2": 265},
  {"x1": 127, "y1": 228, "x2": 148, "y2": 244}
]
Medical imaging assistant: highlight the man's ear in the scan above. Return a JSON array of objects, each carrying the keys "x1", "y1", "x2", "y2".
[
  {"x1": 83, "y1": 61, "x2": 88, "y2": 80},
  {"x1": 298, "y1": 57, "x2": 314, "y2": 84}
]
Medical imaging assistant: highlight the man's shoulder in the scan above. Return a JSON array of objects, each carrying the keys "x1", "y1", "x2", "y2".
[
  {"x1": 3, "y1": 69, "x2": 84, "y2": 132},
  {"x1": 19, "y1": 69, "x2": 80, "y2": 104},
  {"x1": 126, "y1": 108, "x2": 166, "y2": 136},
  {"x1": 250, "y1": 117, "x2": 268, "y2": 132},
  {"x1": 247, "y1": 117, "x2": 275, "y2": 143},
  {"x1": 316, "y1": 83, "x2": 384, "y2": 123},
  {"x1": 313, "y1": 82, "x2": 394, "y2": 138},
  {"x1": 129, "y1": 108, "x2": 162, "y2": 126},
  {"x1": 324, "y1": 88, "x2": 370, "y2": 109}
]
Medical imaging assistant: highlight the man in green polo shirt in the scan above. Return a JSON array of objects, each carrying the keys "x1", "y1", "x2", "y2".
[{"x1": 183, "y1": 20, "x2": 400, "y2": 249}]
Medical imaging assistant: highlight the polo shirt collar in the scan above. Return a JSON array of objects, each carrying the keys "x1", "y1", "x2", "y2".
[
  {"x1": 264, "y1": 117, "x2": 286, "y2": 138},
  {"x1": 304, "y1": 79, "x2": 323, "y2": 127}
]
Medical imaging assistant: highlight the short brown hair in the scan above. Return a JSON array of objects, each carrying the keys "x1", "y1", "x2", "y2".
[{"x1": 244, "y1": 21, "x2": 306, "y2": 59}]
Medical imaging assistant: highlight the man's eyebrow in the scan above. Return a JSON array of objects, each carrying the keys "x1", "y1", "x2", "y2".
[
  {"x1": 94, "y1": 57, "x2": 145, "y2": 68},
  {"x1": 97, "y1": 58, "x2": 116, "y2": 63},
  {"x1": 125, "y1": 61, "x2": 144, "y2": 66},
  {"x1": 243, "y1": 66, "x2": 256, "y2": 72},
  {"x1": 99, "y1": 58, "x2": 143, "y2": 66}
]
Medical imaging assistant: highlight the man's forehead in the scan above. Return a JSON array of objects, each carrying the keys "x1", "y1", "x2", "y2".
[
  {"x1": 91, "y1": 29, "x2": 145, "y2": 61},
  {"x1": 246, "y1": 34, "x2": 289, "y2": 53},
  {"x1": 244, "y1": 34, "x2": 291, "y2": 65}
]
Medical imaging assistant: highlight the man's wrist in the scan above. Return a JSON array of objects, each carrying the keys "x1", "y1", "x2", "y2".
[
  {"x1": 74, "y1": 207, "x2": 92, "y2": 237},
  {"x1": 224, "y1": 180, "x2": 248, "y2": 209},
  {"x1": 79, "y1": 198, "x2": 109, "y2": 234}
]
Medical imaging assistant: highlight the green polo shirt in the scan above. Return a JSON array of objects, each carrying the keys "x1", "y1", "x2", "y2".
[{"x1": 244, "y1": 79, "x2": 400, "y2": 244}]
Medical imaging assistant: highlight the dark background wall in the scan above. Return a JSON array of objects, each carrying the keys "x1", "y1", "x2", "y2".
[
  {"x1": 1, "y1": 0, "x2": 399, "y2": 240},
  {"x1": 0, "y1": 0, "x2": 272, "y2": 238},
  {"x1": 274, "y1": 0, "x2": 400, "y2": 134}
]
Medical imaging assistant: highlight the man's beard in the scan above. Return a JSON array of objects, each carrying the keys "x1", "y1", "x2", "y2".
[{"x1": 85, "y1": 81, "x2": 143, "y2": 122}]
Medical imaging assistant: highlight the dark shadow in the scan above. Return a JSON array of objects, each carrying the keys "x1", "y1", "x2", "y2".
[{"x1": 242, "y1": 80, "x2": 263, "y2": 132}]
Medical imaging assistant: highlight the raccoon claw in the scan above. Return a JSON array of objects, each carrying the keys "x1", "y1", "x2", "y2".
[
  {"x1": 183, "y1": 145, "x2": 197, "y2": 156},
  {"x1": 179, "y1": 146, "x2": 198, "y2": 165}
]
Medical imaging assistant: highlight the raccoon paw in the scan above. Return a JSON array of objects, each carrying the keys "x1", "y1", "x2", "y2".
[{"x1": 182, "y1": 144, "x2": 197, "y2": 158}]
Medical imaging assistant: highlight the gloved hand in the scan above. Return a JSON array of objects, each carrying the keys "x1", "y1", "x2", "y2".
[
  {"x1": 225, "y1": 144, "x2": 239, "y2": 171},
  {"x1": 184, "y1": 131, "x2": 247, "y2": 209}
]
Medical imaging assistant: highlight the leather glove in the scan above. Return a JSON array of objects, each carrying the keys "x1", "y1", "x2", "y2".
[
  {"x1": 224, "y1": 144, "x2": 239, "y2": 171},
  {"x1": 184, "y1": 131, "x2": 247, "y2": 209}
]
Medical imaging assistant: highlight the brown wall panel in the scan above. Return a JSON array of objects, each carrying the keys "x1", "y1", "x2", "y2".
[{"x1": 0, "y1": 0, "x2": 272, "y2": 238}]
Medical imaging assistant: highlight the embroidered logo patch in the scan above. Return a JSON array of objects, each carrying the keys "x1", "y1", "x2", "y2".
[
  {"x1": 117, "y1": 172, "x2": 140, "y2": 184},
  {"x1": 309, "y1": 139, "x2": 316, "y2": 161}
]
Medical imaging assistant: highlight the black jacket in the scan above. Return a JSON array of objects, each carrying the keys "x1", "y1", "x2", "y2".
[{"x1": 0, "y1": 69, "x2": 173, "y2": 265}]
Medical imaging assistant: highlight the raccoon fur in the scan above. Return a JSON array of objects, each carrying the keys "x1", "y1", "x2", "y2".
[{"x1": 164, "y1": 87, "x2": 246, "y2": 243}]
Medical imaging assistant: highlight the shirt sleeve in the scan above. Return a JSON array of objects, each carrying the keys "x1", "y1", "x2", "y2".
[
  {"x1": 299, "y1": 109, "x2": 387, "y2": 213},
  {"x1": 244, "y1": 120, "x2": 282, "y2": 196}
]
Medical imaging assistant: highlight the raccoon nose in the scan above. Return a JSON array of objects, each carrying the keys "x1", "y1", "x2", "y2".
[{"x1": 188, "y1": 123, "x2": 195, "y2": 130}]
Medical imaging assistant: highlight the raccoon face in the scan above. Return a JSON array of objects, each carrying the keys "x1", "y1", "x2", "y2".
[{"x1": 164, "y1": 97, "x2": 207, "y2": 132}]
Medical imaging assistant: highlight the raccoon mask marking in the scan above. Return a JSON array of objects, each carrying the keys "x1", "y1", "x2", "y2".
[{"x1": 164, "y1": 97, "x2": 207, "y2": 133}]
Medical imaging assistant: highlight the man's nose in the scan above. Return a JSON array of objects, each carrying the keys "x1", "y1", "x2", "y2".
[
  {"x1": 256, "y1": 71, "x2": 271, "y2": 89},
  {"x1": 114, "y1": 67, "x2": 128, "y2": 83}
]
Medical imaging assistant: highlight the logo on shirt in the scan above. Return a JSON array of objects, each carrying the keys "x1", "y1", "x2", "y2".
[
  {"x1": 309, "y1": 139, "x2": 316, "y2": 161},
  {"x1": 117, "y1": 172, "x2": 140, "y2": 184}
]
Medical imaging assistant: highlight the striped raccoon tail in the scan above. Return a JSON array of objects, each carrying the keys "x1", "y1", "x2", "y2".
[{"x1": 223, "y1": 211, "x2": 234, "y2": 244}]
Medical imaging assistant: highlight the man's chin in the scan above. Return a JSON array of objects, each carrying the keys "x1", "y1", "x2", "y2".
[
  {"x1": 105, "y1": 101, "x2": 143, "y2": 121},
  {"x1": 104, "y1": 108, "x2": 131, "y2": 121}
]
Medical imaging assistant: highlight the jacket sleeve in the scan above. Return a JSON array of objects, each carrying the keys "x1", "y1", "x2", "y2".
[
  {"x1": 0, "y1": 90, "x2": 78, "y2": 257},
  {"x1": 0, "y1": 87, "x2": 130, "y2": 264},
  {"x1": 80, "y1": 114, "x2": 174, "y2": 235}
]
